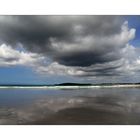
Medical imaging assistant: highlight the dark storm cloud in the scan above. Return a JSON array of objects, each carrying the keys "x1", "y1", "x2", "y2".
[
  {"x1": 0, "y1": 16, "x2": 124, "y2": 67},
  {"x1": 54, "y1": 50, "x2": 121, "y2": 66},
  {"x1": 0, "y1": 15, "x2": 138, "y2": 79},
  {"x1": 0, "y1": 16, "x2": 121, "y2": 43}
]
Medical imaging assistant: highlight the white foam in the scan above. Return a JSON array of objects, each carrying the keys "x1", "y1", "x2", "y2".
[{"x1": 0, "y1": 84, "x2": 140, "y2": 89}]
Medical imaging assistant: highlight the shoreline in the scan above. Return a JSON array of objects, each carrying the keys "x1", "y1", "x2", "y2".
[{"x1": 0, "y1": 84, "x2": 140, "y2": 89}]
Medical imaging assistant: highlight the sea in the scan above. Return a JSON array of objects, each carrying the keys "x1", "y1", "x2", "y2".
[{"x1": 0, "y1": 86, "x2": 140, "y2": 124}]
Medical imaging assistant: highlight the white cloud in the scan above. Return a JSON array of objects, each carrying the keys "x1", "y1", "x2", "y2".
[
  {"x1": 0, "y1": 44, "x2": 44, "y2": 67},
  {"x1": 36, "y1": 62, "x2": 84, "y2": 76}
]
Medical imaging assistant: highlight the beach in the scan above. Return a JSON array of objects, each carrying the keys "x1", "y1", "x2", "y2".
[{"x1": 0, "y1": 87, "x2": 140, "y2": 124}]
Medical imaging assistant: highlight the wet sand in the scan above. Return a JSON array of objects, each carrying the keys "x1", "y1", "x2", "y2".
[
  {"x1": 29, "y1": 96, "x2": 140, "y2": 125},
  {"x1": 30, "y1": 107, "x2": 130, "y2": 125},
  {"x1": 1, "y1": 88, "x2": 140, "y2": 124}
]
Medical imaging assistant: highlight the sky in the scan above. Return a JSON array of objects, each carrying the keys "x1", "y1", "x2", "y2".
[{"x1": 0, "y1": 15, "x2": 140, "y2": 84}]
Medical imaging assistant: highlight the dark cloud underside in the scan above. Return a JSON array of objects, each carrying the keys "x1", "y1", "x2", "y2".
[{"x1": 0, "y1": 15, "x2": 139, "y2": 80}]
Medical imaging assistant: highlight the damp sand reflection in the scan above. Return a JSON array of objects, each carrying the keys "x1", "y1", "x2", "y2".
[{"x1": 0, "y1": 88, "x2": 140, "y2": 124}]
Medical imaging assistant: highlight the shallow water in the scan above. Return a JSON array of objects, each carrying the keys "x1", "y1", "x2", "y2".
[{"x1": 0, "y1": 87, "x2": 140, "y2": 124}]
